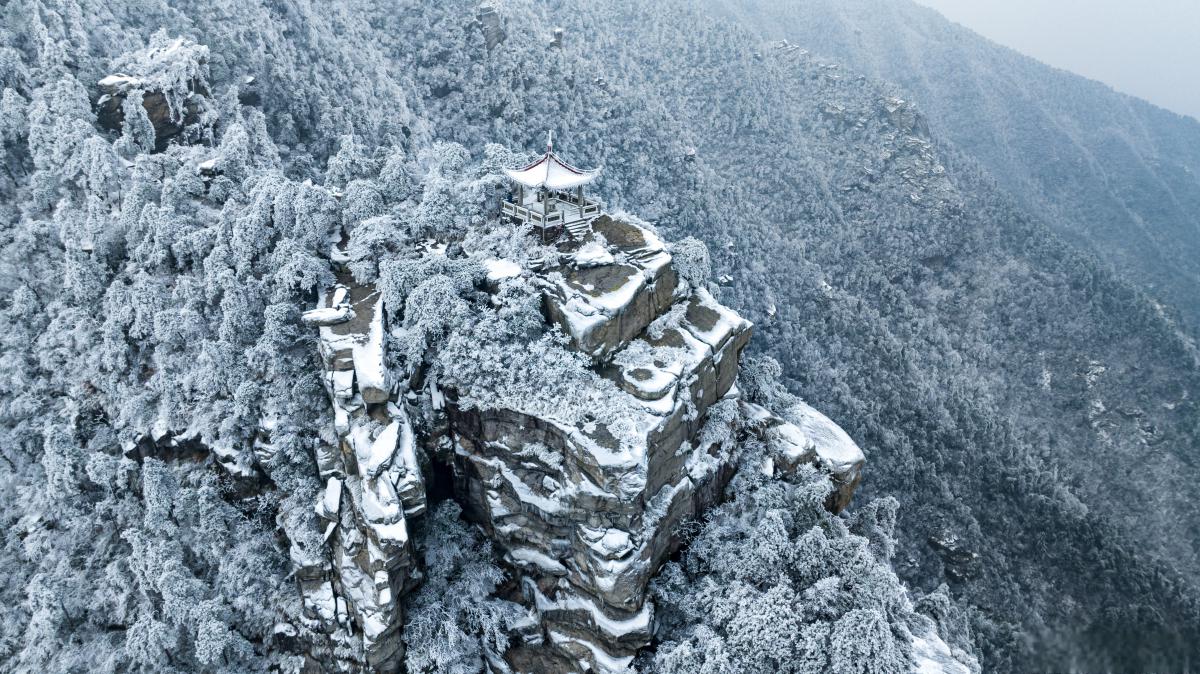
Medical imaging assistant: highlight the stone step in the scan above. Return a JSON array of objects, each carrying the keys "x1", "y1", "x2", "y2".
[
  {"x1": 564, "y1": 220, "x2": 592, "y2": 241},
  {"x1": 626, "y1": 247, "x2": 661, "y2": 262}
]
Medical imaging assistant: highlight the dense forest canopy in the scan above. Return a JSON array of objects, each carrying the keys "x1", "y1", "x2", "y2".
[{"x1": 0, "y1": 0, "x2": 1198, "y2": 672}]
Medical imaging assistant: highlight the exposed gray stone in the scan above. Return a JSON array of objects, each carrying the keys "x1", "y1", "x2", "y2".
[
  {"x1": 477, "y1": 3, "x2": 507, "y2": 51},
  {"x1": 303, "y1": 215, "x2": 864, "y2": 673},
  {"x1": 306, "y1": 277, "x2": 425, "y2": 672}
]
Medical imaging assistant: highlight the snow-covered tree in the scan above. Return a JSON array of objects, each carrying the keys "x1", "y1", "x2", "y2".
[
  {"x1": 648, "y1": 449, "x2": 925, "y2": 674},
  {"x1": 403, "y1": 501, "x2": 524, "y2": 674}
]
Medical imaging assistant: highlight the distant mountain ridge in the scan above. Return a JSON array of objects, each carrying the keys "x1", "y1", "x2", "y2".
[{"x1": 708, "y1": 0, "x2": 1200, "y2": 333}]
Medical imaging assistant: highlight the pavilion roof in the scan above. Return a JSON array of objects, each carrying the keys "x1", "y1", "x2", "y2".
[{"x1": 504, "y1": 134, "x2": 600, "y2": 190}]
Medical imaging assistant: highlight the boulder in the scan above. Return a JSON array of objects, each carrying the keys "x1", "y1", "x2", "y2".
[
  {"x1": 741, "y1": 400, "x2": 866, "y2": 513},
  {"x1": 477, "y1": 3, "x2": 507, "y2": 51},
  {"x1": 94, "y1": 37, "x2": 211, "y2": 151}
]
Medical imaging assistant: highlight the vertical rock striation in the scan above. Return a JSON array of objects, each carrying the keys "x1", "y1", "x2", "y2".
[{"x1": 304, "y1": 274, "x2": 427, "y2": 672}]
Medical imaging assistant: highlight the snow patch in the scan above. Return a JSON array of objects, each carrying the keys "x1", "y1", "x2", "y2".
[
  {"x1": 316, "y1": 476, "x2": 343, "y2": 520},
  {"x1": 574, "y1": 240, "x2": 615, "y2": 268},
  {"x1": 509, "y1": 547, "x2": 568, "y2": 574},
  {"x1": 912, "y1": 627, "x2": 974, "y2": 674},
  {"x1": 356, "y1": 420, "x2": 399, "y2": 479},
  {"x1": 97, "y1": 74, "x2": 143, "y2": 90},
  {"x1": 534, "y1": 584, "x2": 651, "y2": 640},
  {"x1": 548, "y1": 630, "x2": 635, "y2": 674},
  {"x1": 483, "y1": 257, "x2": 522, "y2": 283},
  {"x1": 352, "y1": 293, "x2": 388, "y2": 399},
  {"x1": 302, "y1": 304, "x2": 355, "y2": 327}
]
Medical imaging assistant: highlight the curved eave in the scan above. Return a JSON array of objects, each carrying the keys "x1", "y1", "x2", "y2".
[{"x1": 504, "y1": 152, "x2": 601, "y2": 190}]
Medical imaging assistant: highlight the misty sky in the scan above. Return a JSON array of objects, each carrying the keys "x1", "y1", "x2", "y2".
[{"x1": 911, "y1": 0, "x2": 1200, "y2": 121}]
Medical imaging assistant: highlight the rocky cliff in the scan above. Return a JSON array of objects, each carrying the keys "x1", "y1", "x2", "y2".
[
  {"x1": 301, "y1": 210, "x2": 865, "y2": 672},
  {"x1": 304, "y1": 277, "x2": 427, "y2": 672},
  {"x1": 87, "y1": 37, "x2": 869, "y2": 664},
  {"x1": 448, "y1": 215, "x2": 750, "y2": 672}
]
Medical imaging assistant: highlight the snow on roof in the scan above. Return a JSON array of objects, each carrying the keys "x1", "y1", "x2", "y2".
[
  {"x1": 504, "y1": 152, "x2": 600, "y2": 189},
  {"x1": 504, "y1": 133, "x2": 601, "y2": 190}
]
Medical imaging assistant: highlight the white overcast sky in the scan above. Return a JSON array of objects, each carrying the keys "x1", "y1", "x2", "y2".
[{"x1": 910, "y1": 0, "x2": 1200, "y2": 121}]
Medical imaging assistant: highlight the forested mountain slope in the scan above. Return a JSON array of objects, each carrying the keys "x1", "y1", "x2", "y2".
[
  {"x1": 0, "y1": 1, "x2": 970, "y2": 672},
  {"x1": 530, "y1": 4, "x2": 1200, "y2": 671},
  {"x1": 709, "y1": 0, "x2": 1200, "y2": 333},
  {"x1": 1, "y1": 0, "x2": 1197, "y2": 672}
]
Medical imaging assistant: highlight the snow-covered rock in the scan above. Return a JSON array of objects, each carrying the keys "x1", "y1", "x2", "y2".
[
  {"x1": 303, "y1": 213, "x2": 864, "y2": 673},
  {"x1": 301, "y1": 304, "x2": 355, "y2": 327},
  {"x1": 306, "y1": 273, "x2": 425, "y2": 673},
  {"x1": 572, "y1": 239, "x2": 615, "y2": 268},
  {"x1": 911, "y1": 621, "x2": 978, "y2": 674},
  {"x1": 443, "y1": 216, "x2": 757, "y2": 671},
  {"x1": 541, "y1": 216, "x2": 678, "y2": 360},
  {"x1": 741, "y1": 400, "x2": 865, "y2": 512},
  {"x1": 95, "y1": 36, "x2": 211, "y2": 151}
]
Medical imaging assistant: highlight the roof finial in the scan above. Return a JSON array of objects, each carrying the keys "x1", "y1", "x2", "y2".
[{"x1": 547, "y1": 130, "x2": 554, "y2": 154}]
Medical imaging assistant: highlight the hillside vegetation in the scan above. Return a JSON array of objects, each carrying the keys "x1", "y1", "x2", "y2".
[{"x1": 0, "y1": 0, "x2": 1197, "y2": 672}]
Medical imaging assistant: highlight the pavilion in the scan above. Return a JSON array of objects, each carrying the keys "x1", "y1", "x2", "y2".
[{"x1": 502, "y1": 132, "x2": 601, "y2": 239}]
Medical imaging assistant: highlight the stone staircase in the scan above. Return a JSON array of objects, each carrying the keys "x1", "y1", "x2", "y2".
[
  {"x1": 563, "y1": 217, "x2": 593, "y2": 241},
  {"x1": 625, "y1": 246, "x2": 662, "y2": 265}
]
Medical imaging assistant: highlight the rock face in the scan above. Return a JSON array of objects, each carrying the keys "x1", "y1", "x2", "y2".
[
  {"x1": 94, "y1": 37, "x2": 211, "y2": 151},
  {"x1": 303, "y1": 275, "x2": 426, "y2": 673},
  {"x1": 928, "y1": 531, "x2": 982, "y2": 583},
  {"x1": 448, "y1": 216, "x2": 750, "y2": 672},
  {"x1": 96, "y1": 77, "x2": 205, "y2": 151},
  {"x1": 476, "y1": 3, "x2": 507, "y2": 51},
  {"x1": 302, "y1": 213, "x2": 866, "y2": 672}
]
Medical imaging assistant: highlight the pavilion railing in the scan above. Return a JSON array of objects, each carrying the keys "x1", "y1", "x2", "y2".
[
  {"x1": 503, "y1": 196, "x2": 598, "y2": 225},
  {"x1": 551, "y1": 192, "x2": 602, "y2": 216},
  {"x1": 503, "y1": 201, "x2": 564, "y2": 226}
]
